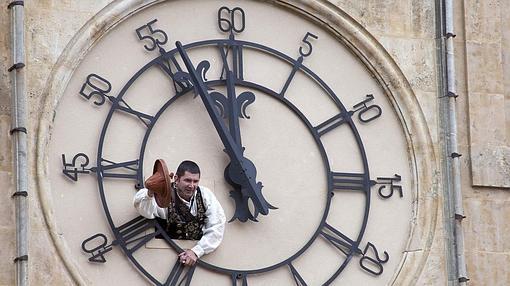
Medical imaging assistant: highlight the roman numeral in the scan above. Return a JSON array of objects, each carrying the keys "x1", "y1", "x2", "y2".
[
  {"x1": 320, "y1": 223, "x2": 362, "y2": 256},
  {"x1": 115, "y1": 216, "x2": 165, "y2": 256},
  {"x1": 279, "y1": 57, "x2": 303, "y2": 97},
  {"x1": 219, "y1": 44, "x2": 243, "y2": 81},
  {"x1": 288, "y1": 263, "x2": 307, "y2": 286},
  {"x1": 113, "y1": 98, "x2": 155, "y2": 127},
  {"x1": 163, "y1": 259, "x2": 196, "y2": 286},
  {"x1": 232, "y1": 45, "x2": 243, "y2": 80},
  {"x1": 314, "y1": 112, "x2": 351, "y2": 137},
  {"x1": 158, "y1": 53, "x2": 192, "y2": 93},
  {"x1": 330, "y1": 172, "x2": 373, "y2": 192},
  {"x1": 231, "y1": 272, "x2": 248, "y2": 286},
  {"x1": 99, "y1": 158, "x2": 139, "y2": 180}
]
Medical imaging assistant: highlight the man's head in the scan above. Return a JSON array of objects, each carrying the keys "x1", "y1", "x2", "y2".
[
  {"x1": 174, "y1": 160, "x2": 201, "y2": 201},
  {"x1": 175, "y1": 160, "x2": 201, "y2": 178}
]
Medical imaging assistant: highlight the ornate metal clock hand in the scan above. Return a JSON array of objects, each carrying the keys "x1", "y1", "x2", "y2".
[
  {"x1": 225, "y1": 69, "x2": 242, "y2": 144},
  {"x1": 175, "y1": 41, "x2": 274, "y2": 222}
]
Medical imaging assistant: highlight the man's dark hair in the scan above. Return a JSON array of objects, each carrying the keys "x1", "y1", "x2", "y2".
[{"x1": 176, "y1": 160, "x2": 201, "y2": 177}]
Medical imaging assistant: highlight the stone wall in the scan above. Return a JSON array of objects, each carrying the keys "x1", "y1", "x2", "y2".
[
  {"x1": 456, "y1": 0, "x2": 510, "y2": 284},
  {"x1": 0, "y1": 0, "x2": 507, "y2": 285}
]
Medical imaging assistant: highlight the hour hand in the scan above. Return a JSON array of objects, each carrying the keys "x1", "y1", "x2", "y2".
[{"x1": 224, "y1": 158, "x2": 277, "y2": 222}]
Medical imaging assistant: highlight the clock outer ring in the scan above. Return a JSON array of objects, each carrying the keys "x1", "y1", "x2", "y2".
[{"x1": 95, "y1": 39, "x2": 372, "y2": 282}]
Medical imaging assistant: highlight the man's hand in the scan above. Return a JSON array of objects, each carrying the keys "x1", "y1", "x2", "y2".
[{"x1": 178, "y1": 249, "x2": 198, "y2": 266}]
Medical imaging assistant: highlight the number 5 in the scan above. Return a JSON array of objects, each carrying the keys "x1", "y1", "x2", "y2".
[{"x1": 299, "y1": 32, "x2": 319, "y2": 57}]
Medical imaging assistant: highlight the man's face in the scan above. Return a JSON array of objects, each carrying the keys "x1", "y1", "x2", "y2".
[{"x1": 174, "y1": 171, "x2": 200, "y2": 201}]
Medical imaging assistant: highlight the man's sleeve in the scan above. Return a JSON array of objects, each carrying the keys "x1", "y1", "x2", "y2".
[
  {"x1": 133, "y1": 188, "x2": 167, "y2": 219},
  {"x1": 191, "y1": 188, "x2": 226, "y2": 258}
]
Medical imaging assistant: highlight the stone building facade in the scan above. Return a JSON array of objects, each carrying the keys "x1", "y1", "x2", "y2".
[{"x1": 0, "y1": 0, "x2": 508, "y2": 285}]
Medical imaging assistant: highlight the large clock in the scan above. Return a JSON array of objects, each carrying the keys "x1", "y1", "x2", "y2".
[{"x1": 37, "y1": 0, "x2": 438, "y2": 285}]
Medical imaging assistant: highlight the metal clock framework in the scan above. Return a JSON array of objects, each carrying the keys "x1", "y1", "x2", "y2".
[{"x1": 59, "y1": 5, "x2": 408, "y2": 286}]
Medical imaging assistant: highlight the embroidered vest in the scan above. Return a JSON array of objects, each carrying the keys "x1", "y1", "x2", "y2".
[{"x1": 156, "y1": 187, "x2": 207, "y2": 240}]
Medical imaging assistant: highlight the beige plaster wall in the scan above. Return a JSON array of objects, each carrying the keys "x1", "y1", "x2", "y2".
[{"x1": 5, "y1": 0, "x2": 508, "y2": 285}]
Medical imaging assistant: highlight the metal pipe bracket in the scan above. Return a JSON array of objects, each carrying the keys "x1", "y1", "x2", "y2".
[
  {"x1": 7, "y1": 1, "x2": 24, "y2": 9},
  {"x1": 450, "y1": 152, "x2": 462, "y2": 158},
  {"x1": 8, "y1": 63, "x2": 25, "y2": 72},
  {"x1": 9, "y1": 127, "x2": 27, "y2": 134},
  {"x1": 13, "y1": 255, "x2": 28, "y2": 263},
  {"x1": 12, "y1": 191, "x2": 28, "y2": 197}
]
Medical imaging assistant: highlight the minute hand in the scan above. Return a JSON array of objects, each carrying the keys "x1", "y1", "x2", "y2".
[{"x1": 175, "y1": 41, "x2": 270, "y2": 216}]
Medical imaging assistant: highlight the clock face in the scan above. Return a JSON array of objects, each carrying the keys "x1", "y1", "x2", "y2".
[{"x1": 44, "y1": 0, "x2": 415, "y2": 285}]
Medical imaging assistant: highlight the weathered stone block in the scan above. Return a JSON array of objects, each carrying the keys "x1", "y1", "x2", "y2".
[
  {"x1": 468, "y1": 93, "x2": 506, "y2": 146},
  {"x1": 465, "y1": 0, "x2": 502, "y2": 44},
  {"x1": 503, "y1": 2, "x2": 510, "y2": 99},
  {"x1": 466, "y1": 42, "x2": 504, "y2": 94},
  {"x1": 410, "y1": 0, "x2": 435, "y2": 38},
  {"x1": 506, "y1": 96, "x2": 510, "y2": 141},
  {"x1": 331, "y1": 0, "x2": 369, "y2": 27},
  {"x1": 465, "y1": 251, "x2": 510, "y2": 286},
  {"x1": 332, "y1": 0, "x2": 413, "y2": 37},
  {"x1": 333, "y1": 0, "x2": 435, "y2": 38},
  {"x1": 0, "y1": 172, "x2": 14, "y2": 228},
  {"x1": 0, "y1": 6, "x2": 11, "y2": 117},
  {"x1": 366, "y1": 0, "x2": 411, "y2": 36},
  {"x1": 0, "y1": 228, "x2": 15, "y2": 286},
  {"x1": 414, "y1": 90, "x2": 439, "y2": 145},
  {"x1": 464, "y1": 199, "x2": 510, "y2": 252},
  {"x1": 468, "y1": 92, "x2": 509, "y2": 188},
  {"x1": 379, "y1": 37, "x2": 437, "y2": 92},
  {"x1": 0, "y1": 116, "x2": 12, "y2": 171},
  {"x1": 470, "y1": 145, "x2": 510, "y2": 188}
]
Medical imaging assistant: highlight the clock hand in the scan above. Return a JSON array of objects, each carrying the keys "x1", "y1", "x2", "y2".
[
  {"x1": 221, "y1": 53, "x2": 277, "y2": 221},
  {"x1": 175, "y1": 41, "x2": 273, "y2": 219},
  {"x1": 225, "y1": 69, "x2": 242, "y2": 145}
]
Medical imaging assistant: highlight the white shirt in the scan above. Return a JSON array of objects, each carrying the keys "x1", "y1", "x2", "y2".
[{"x1": 133, "y1": 186, "x2": 226, "y2": 258}]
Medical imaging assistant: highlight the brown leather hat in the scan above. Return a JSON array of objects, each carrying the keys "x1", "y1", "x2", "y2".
[{"x1": 145, "y1": 159, "x2": 173, "y2": 208}]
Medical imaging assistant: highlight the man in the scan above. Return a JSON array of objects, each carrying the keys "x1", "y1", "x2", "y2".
[{"x1": 133, "y1": 160, "x2": 226, "y2": 266}]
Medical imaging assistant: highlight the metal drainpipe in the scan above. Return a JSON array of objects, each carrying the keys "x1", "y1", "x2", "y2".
[
  {"x1": 8, "y1": 1, "x2": 28, "y2": 285},
  {"x1": 444, "y1": 0, "x2": 468, "y2": 284}
]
